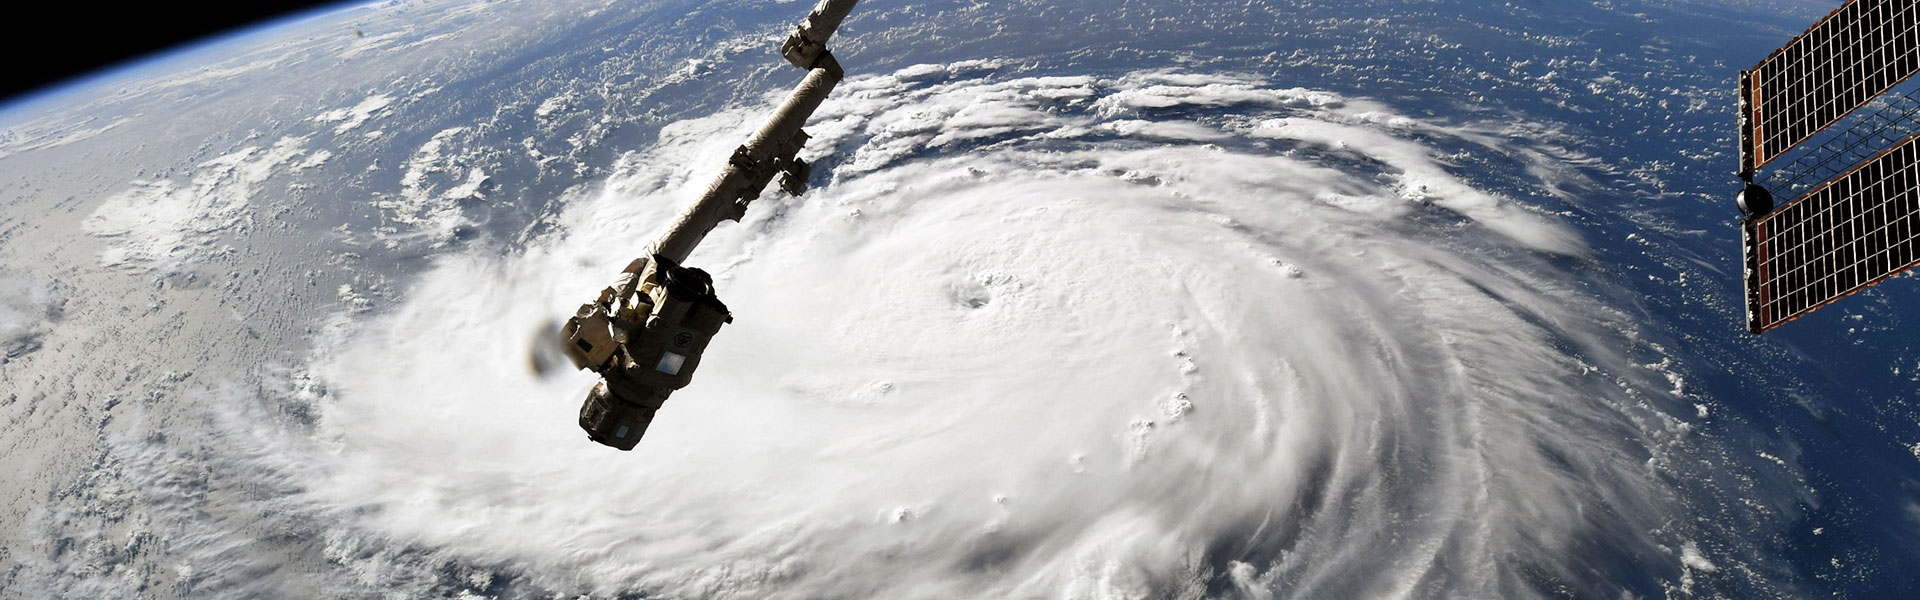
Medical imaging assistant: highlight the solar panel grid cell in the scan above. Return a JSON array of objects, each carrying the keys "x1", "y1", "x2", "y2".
[{"x1": 1745, "y1": 133, "x2": 1920, "y2": 332}]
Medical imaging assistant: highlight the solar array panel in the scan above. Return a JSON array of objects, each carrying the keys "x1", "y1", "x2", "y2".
[
  {"x1": 1744, "y1": 133, "x2": 1920, "y2": 333},
  {"x1": 1744, "y1": 0, "x2": 1920, "y2": 171}
]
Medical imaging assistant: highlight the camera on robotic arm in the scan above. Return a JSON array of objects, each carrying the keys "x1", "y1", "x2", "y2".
[{"x1": 561, "y1": 255, "x2": 732, "y2": 450}]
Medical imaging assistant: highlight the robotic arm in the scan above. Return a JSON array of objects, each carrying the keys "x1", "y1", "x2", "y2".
[{"x1": 561, "y1": 0, "x2": 861, "y2": 450}]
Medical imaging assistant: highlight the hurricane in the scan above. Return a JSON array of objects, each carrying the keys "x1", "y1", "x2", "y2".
[
  {"x1": 16, "y1": 0, "x2": 1890, "y2": 596},
  {"x1": 76, "y1": 64, "x2": 1763, "y2": 599}
]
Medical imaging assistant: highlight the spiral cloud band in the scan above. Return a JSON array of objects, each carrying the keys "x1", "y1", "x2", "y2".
[{"x1": 183, "y1": 64, "x2": 1732, "y2": 598}]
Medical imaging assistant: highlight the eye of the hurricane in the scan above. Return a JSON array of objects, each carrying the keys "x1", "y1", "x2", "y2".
[{"x1": 267, "y1": 64, "x2": 1711, "y2": 598}]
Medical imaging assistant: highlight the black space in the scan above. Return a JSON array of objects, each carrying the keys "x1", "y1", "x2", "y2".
[{"x1": 5, "y1": 2, "x2": 349, "y2": 104}]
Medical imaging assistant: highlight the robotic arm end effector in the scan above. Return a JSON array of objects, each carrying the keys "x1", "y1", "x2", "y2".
[{"x1": 561, "y1": 255, "x2": 733, "y2": 450}]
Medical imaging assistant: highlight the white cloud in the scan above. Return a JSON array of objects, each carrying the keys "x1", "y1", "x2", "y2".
[
  {"x1": 204, "y1": 65, "x2": 1687, "y2": 598},
  {"x1": 1100, "y1": 118, "x2": 1232, "y2": 142},
  {"x1": 0, "y1": 273, "x2": 57, "y2": 360},
  {"x1": 377, "y1": 127, "x2": 487, "y2": 246},
  {"x1": 312, "y1": 94, "x2": 395, "y2": 134},
  {"x1": 82, "y1": 136, "x2": 309, "y2": 272}
]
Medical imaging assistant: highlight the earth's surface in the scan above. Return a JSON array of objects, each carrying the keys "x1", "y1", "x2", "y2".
[{"x1": 3, "y1": 0, "x2": 1919, "y2": 598}]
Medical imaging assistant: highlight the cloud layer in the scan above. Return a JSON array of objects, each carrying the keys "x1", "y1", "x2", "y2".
[
  {"x1": 0, "y1": 272, "x2": 58, "y2": 361},
  {"x1": 174, "y1": 65, "x2": 1718, "y2": 598}
]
